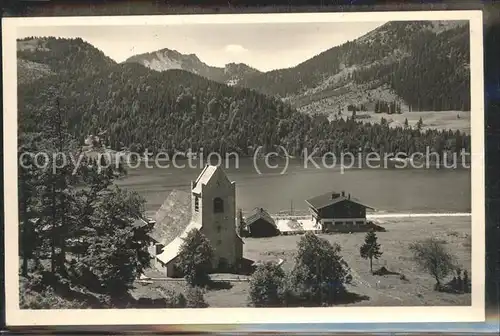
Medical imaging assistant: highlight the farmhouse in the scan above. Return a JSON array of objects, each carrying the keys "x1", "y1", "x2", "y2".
[
  {"x1": 305, "y1": 190, "x2": 374, "y2": 233},
  {"x1": 148, "y1": 165, "x2": 243, "y2": 277},
  {"x1": 245, "y1": 207, "x2": 279, "y2": 237}
]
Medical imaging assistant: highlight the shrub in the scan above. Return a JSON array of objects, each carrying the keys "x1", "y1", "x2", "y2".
[
  {"x1": 177, "y1": 229, "x2": 214, "y2": 287},
  {"x1": 287, "y1": 232, "x2": 351, "y2": 306},
  {"x1": 155, "y1": 287, "x2": 187, "y2": 308},
  {"x1": 185, "y1": 287, "x2": 208, "y2": 308},
  {"x1": 248, "y1": 262, "x2": 285, "y2": 307},
  {"x1": 20, "y1": 287, "x2": 89, "y2": 309}
]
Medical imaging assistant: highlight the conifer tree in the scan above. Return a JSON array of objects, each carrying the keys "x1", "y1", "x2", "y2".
[
  {"x1": 360, "y1": 231, "x2": 383, "y2": 273},
  {"x1": 416, "y1": 117, "x2": 424, "y2": 130},
  {"x1": 18, "y1": 133, "x2": 43, "y2": 276}
]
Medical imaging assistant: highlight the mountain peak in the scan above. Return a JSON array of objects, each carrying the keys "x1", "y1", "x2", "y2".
[
  {"x1": 124, "y1": 48, "x2": 261, "y2": 85},
  {"x1": 124, "y1": 48, "x2": 207, "y2": 74}
]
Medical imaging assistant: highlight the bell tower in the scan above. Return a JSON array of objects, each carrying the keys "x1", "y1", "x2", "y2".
[{"x1": 191, "y1": 165, "x2": 242, "y2": 270}]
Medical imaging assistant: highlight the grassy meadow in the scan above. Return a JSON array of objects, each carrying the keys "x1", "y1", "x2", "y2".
[{"x1": 135, "y1": 216, "x2": 472, "y2": 307}]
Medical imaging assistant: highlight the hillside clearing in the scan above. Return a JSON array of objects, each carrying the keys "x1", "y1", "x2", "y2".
[{"x1": 337, "y1": 110, "x2": 470, "y2": 134}]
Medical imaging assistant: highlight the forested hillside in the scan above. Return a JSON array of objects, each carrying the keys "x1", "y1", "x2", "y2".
[
  {"x1": 17, "y1": 37, "x2": 116, "y2": 83},
  {"x1": 18, "y1": 44, "x2": 470, "y2": 158},
  {"x1": 237, "y1": 21, "x2": 470, "y2": 113}
]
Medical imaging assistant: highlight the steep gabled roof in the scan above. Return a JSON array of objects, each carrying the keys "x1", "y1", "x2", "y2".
[
  {"x1": 245, "y1": 207, "x2": 276, "y2": 228},
  {"x1": 192, "y1": 165, "x2": 218, "y2": 194},
  {"x1": 152, "y1": 189, "x2": 192, "y2": 246},
  {"x1": 306, "y1": 191, "x2": 373, "y2": 210},
  {"x1": 156, "y1": 220, "x2": 202, "y2": 264}
]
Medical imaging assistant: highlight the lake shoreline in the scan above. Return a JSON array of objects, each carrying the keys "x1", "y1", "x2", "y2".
[{"x1": 117, "y1": 158, "x2": 471, "y2": 217}]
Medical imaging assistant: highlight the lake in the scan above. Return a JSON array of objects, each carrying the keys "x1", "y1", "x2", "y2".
[{"x1": 115, "y1": 158, "x2": 471, "y2": 215}]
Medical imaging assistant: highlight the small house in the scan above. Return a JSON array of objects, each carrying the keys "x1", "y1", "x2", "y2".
[
  {"x1": 305, "y1": 190, "x2": 373, "y2": 233},
  {"x1": 245, "y1": 207, "x2": 279, "y2": 237}
]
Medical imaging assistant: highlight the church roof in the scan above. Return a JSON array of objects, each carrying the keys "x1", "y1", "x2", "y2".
[
  {"x1": 192, "y1": 165, "x2": 218, "y2": 194},
  {"x1": 156, "y1": 220, "x2": 202, "y2": 264},
  {"x1": 151, "y1": 189, "x2": 192, "y2": 246}
]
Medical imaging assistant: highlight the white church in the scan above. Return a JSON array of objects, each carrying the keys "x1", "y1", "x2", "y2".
[{"x1": 144, "y1": 165, "x2": 244, "y2": 277}]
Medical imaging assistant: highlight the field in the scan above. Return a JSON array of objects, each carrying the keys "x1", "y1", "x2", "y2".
[
  {"x1": 136, "y1": 216, "x2": 472, "y2": 307},
  {"x1": 345, "y1": 111, "x2": 471, "y2": 134}
]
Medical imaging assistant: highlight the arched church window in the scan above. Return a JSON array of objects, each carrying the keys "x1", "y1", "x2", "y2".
[{"x1": 213, "y1": 197, "x2": 224, "y2": 213}]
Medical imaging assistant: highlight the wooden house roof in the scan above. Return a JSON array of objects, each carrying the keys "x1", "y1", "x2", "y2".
[{"x1": 245, "y1": 207, "x2": 276, "y2": 228}]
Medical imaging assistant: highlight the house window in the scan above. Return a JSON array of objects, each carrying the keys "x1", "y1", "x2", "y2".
[
  {"x1": 217, "y1": 225, "x2": 221, "y2": 233},
  {"x1": 194, "y1": 196, "x2": 199, "y2": 212},
  {"x1": 213, "y1": 197, "x2": 224, "y2": 213},
  {"x1": 356, "y1": 221, "x2": 364, "y2": 225},
  {"x1": 217, "y1": 239, "x2": 222, "y2": 245}
]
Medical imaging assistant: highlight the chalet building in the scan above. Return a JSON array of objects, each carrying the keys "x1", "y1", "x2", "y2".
[
  {"x1": 148, "y1": 165, "x2": 244, "y2": 277},
  {"x1": 305, "y1": 190, "x2": 373, "y2": 232},
  {"x1": 245, "y1": 207, "x2": 279, "y2": 238}
]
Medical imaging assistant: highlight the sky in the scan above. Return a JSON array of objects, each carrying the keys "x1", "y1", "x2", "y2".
[{"x1": 18, "y1": 21, "x2": 385, "y2": 71}]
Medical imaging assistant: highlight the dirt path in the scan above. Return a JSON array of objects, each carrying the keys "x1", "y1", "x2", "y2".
[{"x1": 348, "y1": 267, "x2": 403, "y2": 304}]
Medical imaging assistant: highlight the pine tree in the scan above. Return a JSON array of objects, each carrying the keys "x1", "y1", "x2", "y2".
[
  {"x1": 359, "y1": 231, "x2": 383, "y2": 273},
  {"x1": 72, "y1": 185, "x2": 150, "y2": 297},
  {"x1": 416, "y1": 117, "x2": 424, "y2": 130},
  {"x1": 18, "y1": 133, "x2": 43, "y2": 276},
  {"x1": 237, "y1": 208, "x2": 246, "y2": 237},
  {"x1": 35, "y1": 95, "x2": 80, "y2": 276}
]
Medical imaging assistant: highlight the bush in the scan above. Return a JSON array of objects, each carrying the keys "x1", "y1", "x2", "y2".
[
  {"x1": 248, "y1": 262, "x2": 285, "y2": 307},
  {"x1": 156, "y1": 288, "x2": 187, "y2": 308},
  {"x1": 20, "y1": 287, "x2": 89, "y2": 309},
  {"x1": 185, "y1": 287, "x2": 208, "y2": 308},
  {"x1": 177, "y1": 229, "x2": 214, "y2": 287},
  {"x1": 286, "y1": 232, "x2": 351, "y2": 306}
]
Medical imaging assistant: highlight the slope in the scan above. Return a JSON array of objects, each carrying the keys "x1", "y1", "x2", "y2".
[
  {"x1": 237, "y1": 20, "x2": 470, "y2": 114},
  {"x1": 17, "y1": 36, "x2": 117, "y2": 83},
  {"x1": 18, "y1": 38, "x2": 470, "y2": 159}
]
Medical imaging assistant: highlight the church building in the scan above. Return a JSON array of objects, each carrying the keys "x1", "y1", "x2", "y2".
[{"x1": 148, "y1": 165, "x2": 244, "y2": 277}]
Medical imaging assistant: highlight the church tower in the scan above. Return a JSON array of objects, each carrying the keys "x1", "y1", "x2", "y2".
[{"x1": 191, "y1": 165, "x2": 243, "y2": 271}]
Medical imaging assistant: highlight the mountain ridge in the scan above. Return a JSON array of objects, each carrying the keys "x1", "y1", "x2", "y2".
[
  {"x1": 237, "y1": 20, "x2": 470, "y2": 113},
  {"x1": 121, "y1": 20, "x2": 470, "y2": 113},
  {"x1": 124, "y1": 48, "x2": 261, "y2": 86},
  {"x1": 16, "y1": 32, "x2": 470, "y2": 160}
]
